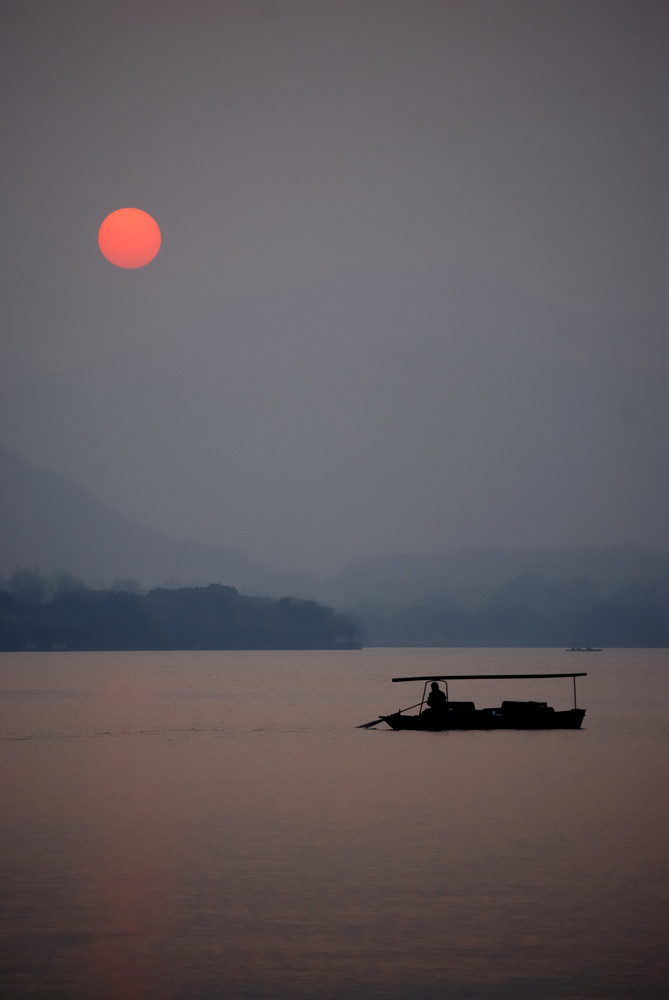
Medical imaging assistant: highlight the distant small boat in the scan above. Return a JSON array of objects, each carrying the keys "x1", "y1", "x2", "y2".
[
  {"x1": 358, "y1": 672, "x2": 586, "y2": 731},
  {"x1": 566, "y1": 646, "x2": 601, "y2": 652}
]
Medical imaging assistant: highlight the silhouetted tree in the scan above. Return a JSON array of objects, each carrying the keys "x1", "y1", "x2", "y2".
[{"x1": 8, "y1": 566, "x2": 49, "y2": 605}]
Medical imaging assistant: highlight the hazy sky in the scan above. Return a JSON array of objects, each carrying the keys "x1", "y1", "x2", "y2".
[{"x1": 1, "y1": 0, "x2": 667, "y2": 573}]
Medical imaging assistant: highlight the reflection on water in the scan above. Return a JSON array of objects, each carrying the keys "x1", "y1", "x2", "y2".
[{"x1": 1, "y1": 648, "x2": 668, "y2": 999}]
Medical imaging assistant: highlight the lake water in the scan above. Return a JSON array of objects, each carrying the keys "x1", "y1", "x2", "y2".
[{"x1": 1, "y1": 647, "x2": 667, "y2": 1000}]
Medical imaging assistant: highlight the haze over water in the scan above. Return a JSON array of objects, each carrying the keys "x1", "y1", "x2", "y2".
[{"x1": 1, "y1": 648, "x2": 667, "y2": 999}]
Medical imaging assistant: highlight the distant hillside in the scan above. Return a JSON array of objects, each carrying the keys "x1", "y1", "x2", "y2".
[
  {"x1": 322, "y1": 545, "x2": 669, "y2": 609},
  {"x1": 323, "y1": 548, "x2": 669, "y2": 647},
  {"x1": 0, "y1": 446, "x2": 311, "y2": 595}
]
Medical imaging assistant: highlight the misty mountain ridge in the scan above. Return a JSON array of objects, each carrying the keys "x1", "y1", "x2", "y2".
[
  {"x1": 323, "y1": 546, "x2": 669, "y2": 610},
  {"x1": 0, "y1": 445, "x2": 312, "y2": 597},
  {"x1": 2, "y1": 446, "x2": 669, "y2": 617}
]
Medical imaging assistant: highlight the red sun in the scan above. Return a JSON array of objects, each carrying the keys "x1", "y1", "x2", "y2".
[{"x1": 98, "y1": 207, "x2": 161, "y2": 268}]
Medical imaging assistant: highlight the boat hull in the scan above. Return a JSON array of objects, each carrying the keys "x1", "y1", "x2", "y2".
[{"x1": 381, "y1": 707, "x2": 585, "y2": 731}]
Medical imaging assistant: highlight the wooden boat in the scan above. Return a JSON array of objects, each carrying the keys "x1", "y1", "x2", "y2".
[{"x1": 359, "y1": 672, "x2": 586, "y2": 731}]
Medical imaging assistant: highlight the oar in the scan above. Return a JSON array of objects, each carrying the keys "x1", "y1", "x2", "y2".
[{"x1": 356, "y1": 701, "x2": 424, "y2": 728}]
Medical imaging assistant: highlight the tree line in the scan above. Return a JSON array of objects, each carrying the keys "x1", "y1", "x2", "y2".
[
  {"x1": 0, "y1": 569, "x2": 360, "y2": 651},
  {"x1": 2, "y1": 566, "x2": 667, "y2": 650}
]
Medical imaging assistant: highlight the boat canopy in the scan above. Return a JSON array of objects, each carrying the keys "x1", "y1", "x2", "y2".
[
  {"x1": 392, "y1": 672, "x2": 587, "y2": 711},
  {"x1": 392, "y1": 672, "x2": 587, "y2": 682}
]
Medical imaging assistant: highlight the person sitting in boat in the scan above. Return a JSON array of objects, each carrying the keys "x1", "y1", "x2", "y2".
[{"x1": 426, "y1": 682, "x2": 447, "y2": 714}]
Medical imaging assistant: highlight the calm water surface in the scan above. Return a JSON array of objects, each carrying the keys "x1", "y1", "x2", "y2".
[{"x1": 1, "y1": 648, "x2": 667, "y2": 999}]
